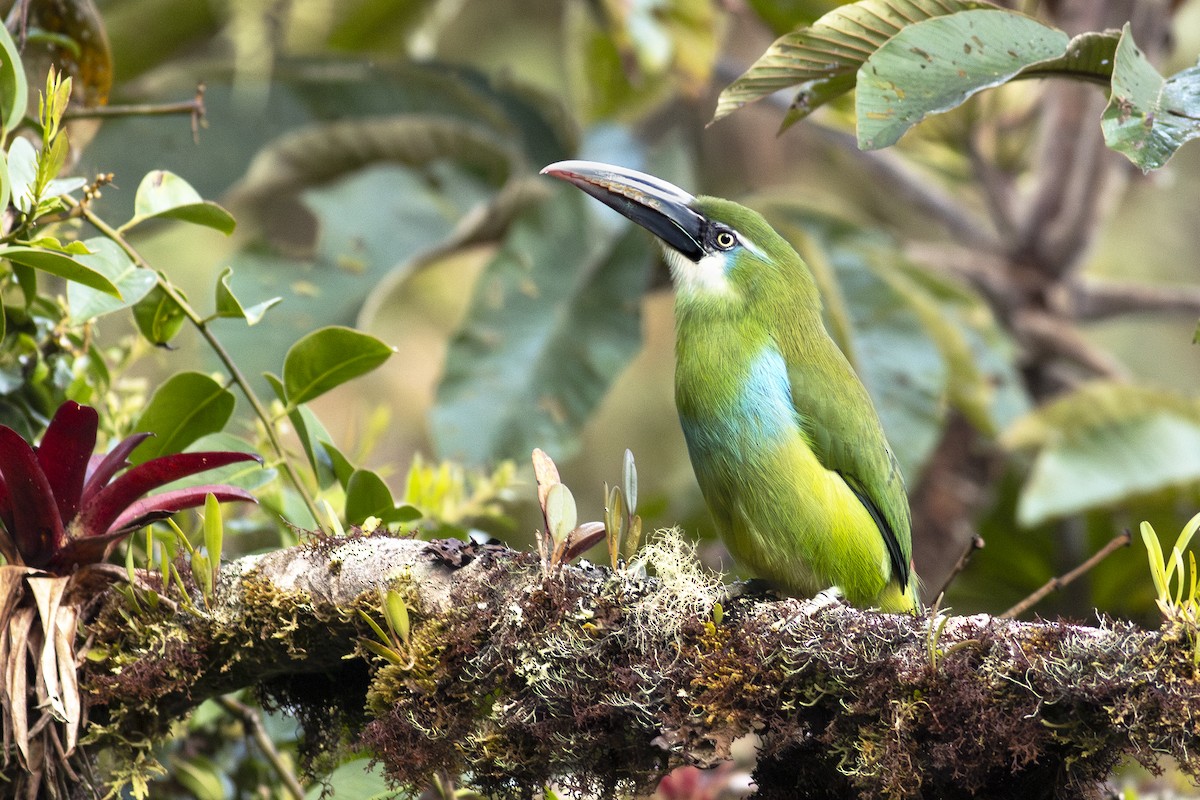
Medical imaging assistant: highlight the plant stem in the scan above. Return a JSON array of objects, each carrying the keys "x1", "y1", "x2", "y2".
[
  {"x1": 215, "y1": 695, "x2": 306, "y2": 800},
  {"x1": 64, "y1": 195, "x2": 323, "y2": 525}
]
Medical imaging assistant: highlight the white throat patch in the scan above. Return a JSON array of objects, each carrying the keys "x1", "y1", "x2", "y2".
[{"x1": 663, "y1": 246, "x2": 735, "y2": 298}]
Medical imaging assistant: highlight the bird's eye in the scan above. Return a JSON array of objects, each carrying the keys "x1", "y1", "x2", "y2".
[{"x1": 714, "y1": 230, "x2": 737, "y2": 250}]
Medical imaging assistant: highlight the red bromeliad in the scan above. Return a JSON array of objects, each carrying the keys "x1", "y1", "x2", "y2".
[{"x1": 0, "y1": 400, "x2": 260, "y2": 573}]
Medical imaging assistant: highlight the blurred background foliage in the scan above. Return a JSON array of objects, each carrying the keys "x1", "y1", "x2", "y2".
[
  {"x1": 62, "y1": 0, "x2": 1200, "y2": 619},
  {"x1": 8, "y1": 0, "x2": 1200, "y2": 793}
]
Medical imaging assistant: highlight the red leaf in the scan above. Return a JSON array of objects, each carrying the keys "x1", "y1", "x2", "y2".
[
  {"x1": 48, "y1": 527, "x2": 135, "y2": 572},
  {"x1": 77, "y1": 451, "x2": 262, "y2": 538},
  {"x1": 51, "y1": 486, "x2": 257, "y2": 572},
  {"x1": 0, "y1": 472, "x2": 13, "y2": 538},
  {"x1": 81, "y1": 432, "x2": 152, "y2": 503},
  {"x1": 108, "y1": 485, "x2": 257, "y2": 533},
  {"x1": 0, "y1": 426, "x2": 64, "y2": 568},
  {"x1": 36, "y1": 401, "x2": 98, "y2": 526}
]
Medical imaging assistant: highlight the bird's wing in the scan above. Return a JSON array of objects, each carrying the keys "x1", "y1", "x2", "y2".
[{"x1": 784, "y1": 341, "x2": 912, "y2": 587}]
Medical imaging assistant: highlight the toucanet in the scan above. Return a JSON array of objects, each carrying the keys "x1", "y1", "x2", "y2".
[{"x1": 543, "y1": 161, "x2": 919, "y2": 612}]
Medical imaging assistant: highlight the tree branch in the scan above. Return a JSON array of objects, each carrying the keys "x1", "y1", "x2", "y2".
[
  {"x1": 1014, "y1": 309, "x2": 1130, "y2": 380},
  {"x1": 1070, "y1": 278, "x2": 1200, "y2": 321},
  {"x1": 79, "y1": 534, "x2": 1200, "y2": 799}
]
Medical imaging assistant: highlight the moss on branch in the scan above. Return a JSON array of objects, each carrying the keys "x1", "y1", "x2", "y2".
[{"x1": 78, "y1": 531, "x2": 1200, "y2": 799}]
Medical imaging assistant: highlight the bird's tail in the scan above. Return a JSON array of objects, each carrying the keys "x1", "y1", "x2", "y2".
[{"x1": 878, "y1": 568, "x2": 922, "y2": 614}]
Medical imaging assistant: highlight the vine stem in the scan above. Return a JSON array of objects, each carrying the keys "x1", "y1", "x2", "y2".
[
  {"x1": 214, "y1": 695, "x2": 306, "y2": 800},
  {"x1": 64, "y1": 195, "x2": 324, "y2": 526}
]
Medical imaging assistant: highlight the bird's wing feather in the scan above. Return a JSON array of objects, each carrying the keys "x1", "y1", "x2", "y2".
[{"x1": 783, "y1": 339, "x2": 912, "y2": 586}]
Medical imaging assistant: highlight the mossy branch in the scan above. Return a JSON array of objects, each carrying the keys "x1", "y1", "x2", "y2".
[{"x1": 82, "y1": 533, "x2": 1200, "y2": 800}]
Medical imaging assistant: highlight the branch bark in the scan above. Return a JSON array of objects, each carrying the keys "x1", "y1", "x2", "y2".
[{"x1": 81, "y1": 534, "x2": 1200, "y2": 800}]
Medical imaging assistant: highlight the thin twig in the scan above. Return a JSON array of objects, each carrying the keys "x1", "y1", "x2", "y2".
[
  {"x1": 1000, "y1": 530, "x2": 1132, "y2": 619},
  {"x1": 62, "y1": 194, "x2": 324, "y2": 525},
  {"x1": 63, "y1": 85, "x2": 207, "y2": 144},
  {"x1": 215, "y1": 696, "x2": 305, "y2": 800},
  {"x1": 936, "y1": 533, "x2": 986, "y2": 602}
]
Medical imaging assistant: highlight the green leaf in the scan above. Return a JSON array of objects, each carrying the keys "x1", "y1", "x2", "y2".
[
  {"x1": 304, "y1": 757, "x2": 397, "y2": 800},
  {"x1": 125, "y1": 170, "x2": 236, "y2": 234},
  {"x1": 67, "y1": 238, "x2": 157, "y2": 322},
  {"x1": 0, "y1": 246, "x2": 120, "y2": 296},
  {"x1": 384, "y1": 589, "x2": 410, "y2": 645},
  {"x1": 7, "y1": 137, "x2": 36, "y2": 214},
  {"x1": 345, "y1": 469, "x2": 396, "y2": 525},
  {"x1": 0, "y1": 23, "x2": 28, "y2": 135},
  {"x1": 713, "y1": 0, "x2": 992, "y2": 126},
  {"x1": 0, "y1": 151, "x2": 11, "y2": 223},
  {"x1": 132, "y1": 284, "x2": 187, "y2": 345},
  {"x1": 171, "y1": 754, "x2": 229, "y2": 800},
  {"x1": 432, "y1": 188, "x2": 654, "y2": 466},
  {"x1": 545, "y1": 483, "x2": 577, "y2": 545},
  {"x1": 203, "y1": 493, "x2": 223, "y2": 574},
  {"x1": 1102, "y1": 24, "x2": 1200, "y2": 171},
  {"x1": 1004, "y1": 384, "x2": 1200, "y2": 526},
  {"x1": 282, "y1": 326, "x2": 395, "y2": 406},
  {"x1": 264, "y1": 373, "x2": 335, "y2": 491},
  {"x1": 320, "y1": 440, "x2": 358, "y2": 489},
  {"x1": 214, "y1": 266, "x2": 281, "y2": 325},
  {"x1": 856, "y1": 10, "x2": 1069, "y2": 149},
  {"x1": 130, "y1": 372, "x2": 236, "y2": 465}
]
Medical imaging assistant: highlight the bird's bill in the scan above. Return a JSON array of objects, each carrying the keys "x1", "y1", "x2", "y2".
[{"x1": 541, "y1": 160, "x2": 705, "y2": 261}]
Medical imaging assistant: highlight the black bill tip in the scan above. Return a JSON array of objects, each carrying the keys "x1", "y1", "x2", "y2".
[{"x1": 542, "y1": 160, "x2": 705, "y2": 261}]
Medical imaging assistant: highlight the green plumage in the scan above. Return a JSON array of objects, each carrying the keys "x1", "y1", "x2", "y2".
[
  {"x1": 543, "y1": 162, "x2": 919, "y2": 612},
  {"x1": 674, "y1": 198, "x2": 915, "y2": 611}
]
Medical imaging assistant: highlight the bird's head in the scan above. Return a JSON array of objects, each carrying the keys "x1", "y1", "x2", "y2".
[{"x1": 541, "y1": 160, "x2": 800, "y2": 305}]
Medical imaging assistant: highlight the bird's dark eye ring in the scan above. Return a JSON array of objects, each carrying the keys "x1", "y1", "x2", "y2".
[{"x1": 714, "y1": 231, "x2": 736, "y2": 250}]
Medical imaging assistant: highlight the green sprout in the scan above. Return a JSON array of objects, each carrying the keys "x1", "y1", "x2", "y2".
[
  {"x1": 531, "y1": 449, "x2": 605, "y2": 574},
  {"x1": 1141, "y1": 511, "x2": 1200, "y2": 665},
  {"x1": 604, "y1": 449, "x2": 644, "y2": 569},
  {"x1": 358, "y1": 588, "x2": 415, "y2": 667}
]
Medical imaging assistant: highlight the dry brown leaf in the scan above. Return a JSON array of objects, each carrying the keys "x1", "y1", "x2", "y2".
[
  {"x1": 7, "y1": 604, "x2": 36, "y2": 764},
  {"x1": 27, "y1": 577, "x2": 68, "y2": 721},
  {"x1": 52, "y1": 604, "x2": 81, "y2": 752},
  {"x1": 531, "y1": 448, "x2": 561, "y2": 508}
]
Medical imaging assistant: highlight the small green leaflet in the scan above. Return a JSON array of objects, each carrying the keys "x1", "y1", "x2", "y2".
[
  {"x1": 123, "y1": 170, "x2": 236, "y2": 235},
  {"x1": 214, "y1": 266, "x2": 281, "y2": 325}
]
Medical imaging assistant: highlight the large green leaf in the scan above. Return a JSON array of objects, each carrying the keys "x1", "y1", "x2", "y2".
[
  {"x1": 282, "y1": 326, "x2": 395, "y2": 406},
  {"x1": 0, "y1": 246, "x2": 120, "y2": 296},
  {"x1": 1102, "y1": 24, "x2": 1200, "y2": 171},
  {"x1": 131, "y1": 372, "x2": 237, "y2": 465},
  {"x1": 856, "y1": 10, "x2": 1069, "y2": 149},
  {"x1": 0, "y1": 23, "x2": 27, "y2": 135},
  {"x1": 713, "y1": 0, "x2": 992, "y2": 126},
  {"x1": 1003, "y1": 383, "x2": 1200, "y2": 526},
  {"x1": 67, "y1": 238, "x2": 157, "y2": 323},
  {"x1": 432, "y1": 187, "x2": 654, "y2": 466}
]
